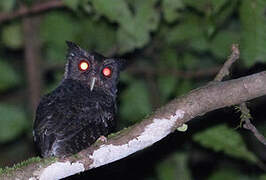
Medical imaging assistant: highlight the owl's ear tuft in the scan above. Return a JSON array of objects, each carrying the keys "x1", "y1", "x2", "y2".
[
  {"x1": 66, "y1": 41, "x2": 80, "y2": 50},
  {"x1": 66, "y1": 41, "x2": 82, "y2": 58}
]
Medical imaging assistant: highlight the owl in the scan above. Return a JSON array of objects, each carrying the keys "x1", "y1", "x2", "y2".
[{"x1": 33, "y1": 41, "x2": 124, "y2": 157}]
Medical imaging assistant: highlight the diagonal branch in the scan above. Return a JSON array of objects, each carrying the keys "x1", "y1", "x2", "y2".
[
  {"x1": 214, "y1": 44, "x2": 240, "y2": 81},
  {"x1": 214, "y1": 44, "x2": 266, "y2": 146},
  {"x1": 0, "y1": 0, "x2": 64, "y2": 24},
  {"x1": 1, "y1": 71, "x2": 266, "y2": 180}
]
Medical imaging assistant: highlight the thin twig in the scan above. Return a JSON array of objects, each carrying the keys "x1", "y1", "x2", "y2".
[
  {"x1": 214, "y1": 44, "x2": 240, "y2": 81},
  {"x1": 214, "y1": 44, "x2": 266, "y2": 146},
  {"x1": 0, "y1": 0, "x2": 64, "y2": 24},
  {"x1": 240, "y1": 103, "x2": 266, "y2": 145}
]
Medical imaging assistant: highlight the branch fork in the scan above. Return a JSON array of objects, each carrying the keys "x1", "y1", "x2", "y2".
[{"x1": 1, "y1": 45, "x2": 266, "y2": 179}]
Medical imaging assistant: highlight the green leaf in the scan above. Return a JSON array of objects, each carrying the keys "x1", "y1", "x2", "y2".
[
  {"x1": 40, "y1": 12, "x2": 78, "y2": 64},
  {"x1": 209, "y1": 30, "x2": 240, "y2": 60},
  {"x1": 182, "y1": 53, "x2": 200, "y2": 70},
  {"x1": 118, "y1": 0, "x2": 159, "y2": 53},
  {"x1": 189, "y1": 35, "x2": 209, "y2": 52},
  {"x1": 0, "y1": 104, "x2": 27, "y2": 143},
  {"x1": 156, "y1": 152, "x2": 192, "y2": 180},
  {"x1": 184, "y1": 0, "x2": 206, "y2": 12},
  {"x1": 77, "y1": 19, "x2": 116, "y2": 54},
  {"x1": 0, "y1": 0, "x2": 16, "y2": 12},
  {"x1": 91, "y1": 0, "x2": 132, "y2": 25},
  {"x1": 177, "y1": 124, "x2": 188, "y2": 132},
  {"x1": 214, "y1": 0, "x2": 238, "y2": 26},
  {"x1": 119, "y1": 79, "x2": 152, "y2": 124},
  {"x1": 193, "y1": 124, "x2": 259, "y2": 163},
  {"x1": 184, "y1": 0, "x2": 228, "y2": 14},
  {"x1": 63, "y1": 0, "x2": 80, "y2": 10},
  {"x1": 159, "y1": 18, "x2": 208, "y2": 51},
  {"x1": 40, "y1": 11, "x2": 78, "y2": 44},
  {"x1": 211, "y1": 0, "x2": 229, "y2": 14},
  {"x1": 1, "y1": 23, "x2": 23, "y2": 49},
  {"x1": 162, "y1": 0, "x2": 184, "y2": 23},
  {"x1": 132, "y1": 0, "x2": 160, "y2": 31},
  {"x1": 208, "y1": 168, "x2": 249, "y2": 180},
  {"x1": 92, "y1": 0, "x2": 159, "y2": 53},
  {"x1": 239, "y1": 0, "x2": 266, "y2": 66},
  {"x1": 260, "y1": 174, "x2": 266, "y2": 180},
  {"x1": 0, "y1": 60, "x2": 20, "y2": 91},
  {"x1": 117, "y1": 28, "x2": 140, "y2": 53},
  {"x1": 159, "y1": 48, "x2": 179, "y2": 68},
  {"x1": 158, "y1": 75, "x2": 177, "y2": 102},
  {"x1": 166, "y1": 14, "x2": 205, "y2": 45}
]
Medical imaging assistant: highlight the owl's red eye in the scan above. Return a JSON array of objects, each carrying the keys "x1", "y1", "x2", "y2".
[
  {"x1": 102, "y1": 67, "x2": 112, "y2": 77},
  {"x1": 79, "y1": 60, "x2": 89, "y2": 71}
]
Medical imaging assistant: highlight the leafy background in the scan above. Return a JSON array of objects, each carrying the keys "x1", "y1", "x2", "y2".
[{"x1": 0, "y1": 0, "x2": 266, "y2": 179}]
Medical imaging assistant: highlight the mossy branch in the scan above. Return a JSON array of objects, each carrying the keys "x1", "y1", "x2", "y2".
[{"x1": 1, "y1": 70, "x2": 266, "y2": 179}]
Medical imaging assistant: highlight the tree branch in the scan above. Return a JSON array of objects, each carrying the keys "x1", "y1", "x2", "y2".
[
  {"x1": 0, "y1": 0, "x2": 64, "y2": 24},
  {"x1": 215, "y1": 44, "x2": 266, "y2": 145},
  {"x1": 23, "y1": 15, "x2": 42, "y2": 113},
  {"x1": 214, "y1": 44, "x2": 239, "y2": 81},
  {"x1": 1, "y1": 71, "x2": 266, "y2": 179},
  {"x1": 239, "y1": 103, "x2": 266, "y2": 145}
]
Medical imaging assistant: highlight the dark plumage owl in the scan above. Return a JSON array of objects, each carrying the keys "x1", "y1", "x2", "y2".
[{"x1": 33, "y1": 41, "x2": 124, "y2": 157}]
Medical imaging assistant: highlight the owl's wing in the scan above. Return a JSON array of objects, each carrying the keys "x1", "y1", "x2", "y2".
[
  {"x1": 33, "y1": 89, "x2": 115, "y2": 157},
  {"x1": 33, "y1": 92, "x2": 63, "y2": 157}
]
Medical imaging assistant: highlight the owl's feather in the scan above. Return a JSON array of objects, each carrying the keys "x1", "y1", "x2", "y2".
[
  {"x1": 34, "y1": 79, "x2": 116, "y2": 157},
  {"x1": 33, "y1": 42, "x2": 122, "y2": 157}
]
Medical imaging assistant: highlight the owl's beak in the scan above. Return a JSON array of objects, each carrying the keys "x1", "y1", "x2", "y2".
[{"x1": 90, "y1": 77, "x2": 97, "y2": 91}]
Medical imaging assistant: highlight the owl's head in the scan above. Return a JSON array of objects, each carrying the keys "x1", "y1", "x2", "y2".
[{"x1": 64, "y1": 41, "x2": 124, "y2": 95}]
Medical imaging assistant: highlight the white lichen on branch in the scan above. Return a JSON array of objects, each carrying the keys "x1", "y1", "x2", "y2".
[
  {"x1": 36, "y1": 161, "x2": 84, "y2": 180},
  {"x1": 89, "y1": 110, "x2": 185, "y2": 168},
  {"x1": 2, "y1": 70, "x2": 266, "y2": 180}
]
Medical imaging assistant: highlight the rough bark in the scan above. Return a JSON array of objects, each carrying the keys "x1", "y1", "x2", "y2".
[{"x1": 1, "y1": 71, "x2": 266, "y2": 180}]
